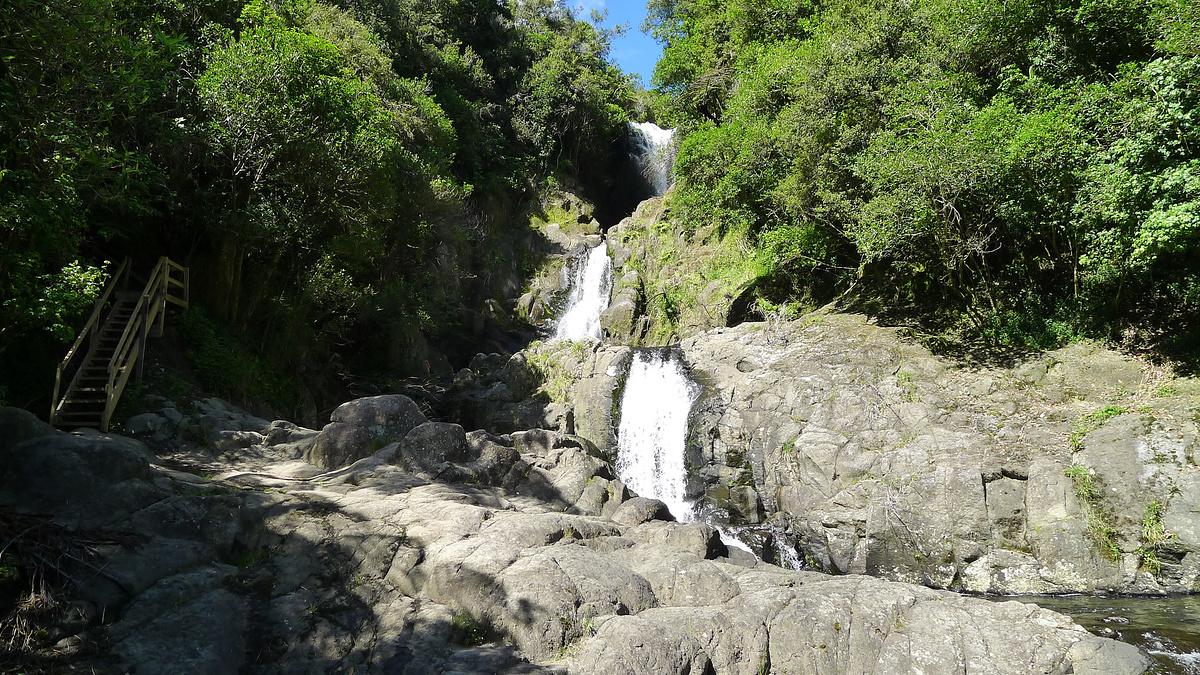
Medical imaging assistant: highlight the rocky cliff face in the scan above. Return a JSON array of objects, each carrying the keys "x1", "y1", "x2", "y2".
[
  {"x1": 600, "y1": 196, "x2": 760, "y2": 346},
  {"x1": 0, "y1": 398, "x2": 1150, "y2": 674},
  {"x1": 666, "y1": 312, "x2": 1200, "y2": 596}
]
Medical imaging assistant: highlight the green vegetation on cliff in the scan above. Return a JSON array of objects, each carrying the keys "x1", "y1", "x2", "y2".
[
  {"x1": 0, "y1": 0, "x2": 633, "y2": 413},
  {"x1": 650, "y1": 0, "x2": 1200, "y2": 357}
]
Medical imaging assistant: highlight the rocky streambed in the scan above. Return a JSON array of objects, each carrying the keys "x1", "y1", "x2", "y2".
[{"x1": 0, "y1": 383, "x2": 1154, "y2": 674}]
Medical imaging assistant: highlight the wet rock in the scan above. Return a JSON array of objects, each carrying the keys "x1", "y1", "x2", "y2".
[
  {"x1": 727, "y1": 485, "x2": 763, "y2": 524},
  {"x1": 599, "y1": 296, "x2": 637, "y2": 341}
]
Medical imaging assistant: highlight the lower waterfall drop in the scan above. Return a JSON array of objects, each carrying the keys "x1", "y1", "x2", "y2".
[
  {"x1": 553, "y1": 241, "x2": 613, "y2": 341},
  {"x1": 615, "y1": 350, "x2": 699, "y2": 522}
]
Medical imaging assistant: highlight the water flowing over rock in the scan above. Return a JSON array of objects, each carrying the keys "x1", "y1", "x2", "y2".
[
  {"x1": 630, "y1": 122, "x2": 675, "y2": 197},
  {"x1": 616, "y1": 350, "x2": 699, "y2": 522},
  {"x1": 554, "y1": 242, "x2": 613, "y2": 342}
]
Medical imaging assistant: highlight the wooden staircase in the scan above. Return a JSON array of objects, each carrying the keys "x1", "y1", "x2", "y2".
[{"x1": 51, "y1": 257, "x2": 190, "y2": 431}]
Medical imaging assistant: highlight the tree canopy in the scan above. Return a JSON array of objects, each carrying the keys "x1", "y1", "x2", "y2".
[
  {"x1": 0, "y1": 0, "x2": 633, "y2": 411},
  {"x1": 652, "y1": 0, "x2": 1200, "y2": 356}
]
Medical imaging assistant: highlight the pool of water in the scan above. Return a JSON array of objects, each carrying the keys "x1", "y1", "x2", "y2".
[{"x1": 1001, "y1": 595, "x2": 1200, "y2": 674}]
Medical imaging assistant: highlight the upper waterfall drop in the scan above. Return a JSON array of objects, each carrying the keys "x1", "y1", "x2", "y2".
[
  {"x1": 553, "y1": 241, "x2": 614, "y2": 341},
  {"x1": 615, "y1": 349, "x2": 699, "y2": 522},
  {"x1": 630, "y1": 122, "x2": 676, "y2": 197}
]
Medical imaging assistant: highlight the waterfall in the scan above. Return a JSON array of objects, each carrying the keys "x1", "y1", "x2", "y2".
[
  {"x1": 553, "y1": 242, "x2": 613, "y2": 341},
  {"x1": 615, "y1": 350, "x2": 772, "y2": 565},
  {"x1": 630, "y1": 122, "x2": 676, "y2": 197},
  {"x1": 615, "y1": 350, "x2": 699, "y2": 521}
]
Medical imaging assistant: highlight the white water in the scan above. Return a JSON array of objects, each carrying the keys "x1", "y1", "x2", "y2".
[
  {"x1": 777, "y1": 543, "x2": 804, "y2": 570},
  {"x1": 630, "y1": 122, "x2": 676, "y2": 197},
  {"x1": 616, "y1": 350, "x2": 699, "y2": 521},
  {"x1": 719, "y1": 529, "x2": 756, "y2": 555},
  {"x1": 554, "y1": 242, "x2": 613, "y2": 341}
]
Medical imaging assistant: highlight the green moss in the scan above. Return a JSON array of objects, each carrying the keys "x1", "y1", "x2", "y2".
[
  {"x1": 369, "y1": 434, "x2": 398, "y2": 452},
  {"x1": 0, "y1": 553, "x2": 19, "y2": 583},
  {"x1": 1137, "y1": 500, "x2": 1176, "y2": 576},
  {"x1": 1068, "y1": 405, "x2": 1127, "y2": 452},
  {"x1": 450, "y1": 611, "x2": 490, "y2": 646},
  {"x1": 1065, "y1": 464, "x2": 1122, "y2": 562},
  {"x1": 896, "y1": 369, "x2": 920, "y2": 403},
  {"x1": 524, "y1": 340, "x2": 589, "y2": 405},
  {"x1": 1155, "y1": 384, "x2": 1179, "y2": 398}
]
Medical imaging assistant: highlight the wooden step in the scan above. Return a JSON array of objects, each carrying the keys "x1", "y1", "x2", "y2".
[
  {"x1": 53, "y1": 413, "x2": 103, "y2": 422},
  {"x1": 58, "y1": 391, "x2": 105, "y2": 401},
  {"x1": 54, "y1": 413, "x2": 102, "y2": 422}
]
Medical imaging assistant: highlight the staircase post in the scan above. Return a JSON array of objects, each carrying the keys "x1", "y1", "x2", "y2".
[
  {"x1": 102, "y1": 377, "x2": 112, "y2": 433},
  {"x1": 138, "y1": 293, "x2": 150, "y2": 383}
]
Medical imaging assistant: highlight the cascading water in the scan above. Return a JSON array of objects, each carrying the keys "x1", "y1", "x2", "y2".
[
  {"x1": 616, "y1": 350, "x2": 804, "y2": 568},
  {"x1": 615, "y1": 350, "x2": 699, "y2": 521},
  {"x1": 553, "y1": 241, "x2": 613, "y2": 341},
  {"x1": 630, "y1": 122, "x2": 676, "y2": 197}
]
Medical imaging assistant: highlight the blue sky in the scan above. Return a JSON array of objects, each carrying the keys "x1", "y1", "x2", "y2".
[{"x1": 575, "y1": 0, "x2": 663, "y2": 87}]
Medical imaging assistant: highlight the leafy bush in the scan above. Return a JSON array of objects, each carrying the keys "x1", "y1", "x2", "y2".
[
  {"x1": 449, "y1": 611, "x2": 490, "y2": 646},
  {"x1": 651, "y1": 0, "x2": 1200, "y2": 355},
  {"x1": 176, "y1": 307, "x2": 296, "y2": 412}
]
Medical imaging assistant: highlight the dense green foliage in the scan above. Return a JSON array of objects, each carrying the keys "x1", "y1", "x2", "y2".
[
  {"x1": 0, "y1": 0, "x2": 632, "y2": 412},
  {"x1": 651, "y1": 0, "x2": 1200, "y2": 355}
]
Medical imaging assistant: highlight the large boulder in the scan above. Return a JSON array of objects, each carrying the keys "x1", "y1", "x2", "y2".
[
  {"x1": 570, "y1": 346, "x2": 632, "y2": 458},
  {"x1": 0, "y1": 433, "x2": 159, "y2": 525},
  {"x1": 0, "y1": 406, "x2": 60, "y2": 453},
  {"x1": 395, "y1": 422, "x2": 471, "y2": 477},
  {"x1": 305, "y1": 394, "x2": 427, "y2": 469},
  {"x1": 329, "y1": 394, "x2": 427, "y2": 435},
  {"x1": 498, "y1": 353, "x2": 541, "y2": 400},
  {"x1": 599, "y1": 295, "x2": 638, "y2": 341}
]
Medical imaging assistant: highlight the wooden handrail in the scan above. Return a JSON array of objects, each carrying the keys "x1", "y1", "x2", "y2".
[
  {"x1": 51, "y1": 258, "x2": 129, "y2": 422},
  {"x1": 101, "y1": 257, "x2": 189, "y2": 431}
]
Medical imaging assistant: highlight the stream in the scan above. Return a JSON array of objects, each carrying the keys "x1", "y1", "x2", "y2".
[{"x1": 1007, "y1": 595, "x2": 1200, "y2": 674}]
